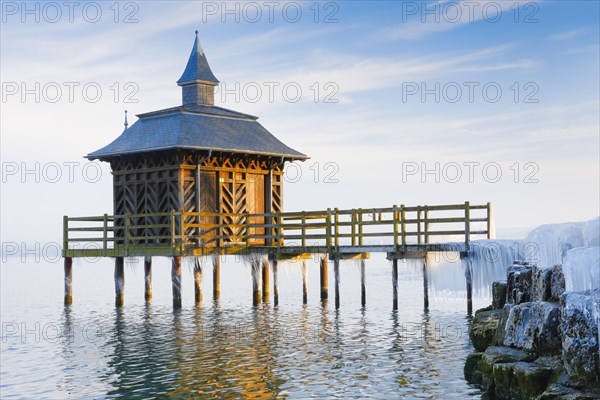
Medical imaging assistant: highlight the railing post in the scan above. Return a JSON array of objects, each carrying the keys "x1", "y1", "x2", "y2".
[
  {"x1": 103, "y1": 213, "x2": 108, "y2": 255},
  {"x1": 278, "y1": 213, "x2": 284, "y2": 247},
  {"x1": 326, "y1": 208, "x2": 332, "y2": 250},
  {"x1": 169, "y1": 210, "x2": 175, "y2": 256},
  {"x1": 400, "y1": 204, "x2": 406, "y2": 251},
  {"x1": 245, "y1": 211, "x2": 250, "y2": 248},
  {"x1": 392, "y1": 204, "x2": 399, "y2": 252},
  {"x1": 465, "y1": 201, "x2": 471, "y2": 250},
  {"x1": 63, "y1": 215, "x2": 68, "y2": 257},
  {"x1": 301, "y1": 211, "x2": 306, "y2": 247},
  {"x1": 179, "y1": 210, "x2": 185, "y2": 254},
  {"x1": 334, "y1": 208, "x2": 339, "y2": 249},
  {"x1": 351, "y1": 210, "x2": 356, "y2": 247},
  {"x1": 358, "y1": 208, "x2": 363, "y2": 246},
  {"x1": 487, "y1": 202, "x2": 495, "y2": 239},
  {"x1": 424, "y1": 208, "x2": 429, "y2": 244},
  {"x1": 125, "y1": 213, "x2": 131, "y2": 257},
  {"x1": 417, "y1": 208, "x2": 422, "y2": 244}
]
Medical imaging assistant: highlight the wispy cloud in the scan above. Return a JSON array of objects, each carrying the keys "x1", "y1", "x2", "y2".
[{"x1": 548, "y1": 28, "x2": 587, "y2": 41}]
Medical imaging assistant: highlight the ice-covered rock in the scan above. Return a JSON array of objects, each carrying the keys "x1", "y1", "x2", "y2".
[
  {"x1": 560, "y1": 290, "x2": 600, "y2": 385},
  {"x1": 503, "y1": 302, "x2": 561, "y2": 356},
  {"x1": 532, "y1": 264, "x2": 566, "y2": 302},
  {"x1": 507, "y1": 263, "x2": 533, "y2": 304},
  {"x1": 493, "y1": 281, "x2": 508, "y2": 309},
  {"x1": 563, "y1": 247, "x2": 600, "y2": 292}
]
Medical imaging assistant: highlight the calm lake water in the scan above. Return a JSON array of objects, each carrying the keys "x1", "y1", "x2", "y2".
[{"x1": 1, "y1": 255, "x2": 487, "y2": 399}]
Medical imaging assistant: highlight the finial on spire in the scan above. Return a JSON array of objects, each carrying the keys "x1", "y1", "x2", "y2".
[{"x1": 124, "y1": 110, "x2": 128, "y2": 130}]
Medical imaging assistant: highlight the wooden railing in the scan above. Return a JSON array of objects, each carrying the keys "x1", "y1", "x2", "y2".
[{"x1": 63, "y1": 202, "x2": 493, "y2": 257}]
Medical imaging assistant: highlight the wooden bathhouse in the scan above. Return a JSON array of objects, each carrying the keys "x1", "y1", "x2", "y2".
[
  {"x1": 64, "y1": 32, "x2": 494, "y2": 310},
  {"x1": 87, "y1": 31, "x2": 307, "y2": 248}
]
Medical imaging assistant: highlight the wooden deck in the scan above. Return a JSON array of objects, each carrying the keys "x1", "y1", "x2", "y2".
[{"x1": 63, "y1": 202, "x2": 493, "y2": 259}]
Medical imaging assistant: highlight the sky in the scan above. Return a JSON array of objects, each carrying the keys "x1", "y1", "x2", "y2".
[{"x1": 1, "y1": 0, "x2": 599, "y2": 247}]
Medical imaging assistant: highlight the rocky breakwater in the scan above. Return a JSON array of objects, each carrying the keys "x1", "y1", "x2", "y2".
[{"x1": 465, "y1": 261, "x2": 600, "y2": 399}]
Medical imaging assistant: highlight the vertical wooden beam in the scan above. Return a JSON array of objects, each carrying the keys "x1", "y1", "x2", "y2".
[
  {"x1": 465, "y1": 201, "x2": 471, "y2": 251},
  {"x1": 252, "y1": 259, "x2": 261, "y2": 306},
  {"x1": 302, "y1": 260, "x2": 308, "y2": 304},
  {"x1": 487, "y1": 202, "x2": 495, "y2": 239},
  {"x1": 320, "y1": 255, "x2": 328, "y2": 300},
  {"x1": 195, "y1": 164, "x2": 202, "y2": 241},
  {"x1": 172, "y1": 256, "x2": 182, "y2": 308},
  {"x1": 262, "y1": 258, "x2": 270, "y2": 302},
  {"x1": 392, "y1": 258, "x2": 398, "y2": 310},
  {"x1": 265, "y1": 169, "x2": 273, "y2": 245},
  {"x1": 272, "y1": 259, "x2": 279, "y2": 306},
  {"x1": 334, "y1": 256, "x2": 340, "y2": 309},
  {"x1": 144, "y1": 256, "x2": 152, "y2": 302},
  {"x1": 194, "y1": 258, "x2": 203, "y2": 304},
  {"x1": 64, "y1": 257, "x2": 73, "y2": 305},
  {"x1": 360, "y1": 259, "x2": 366, "y2": 307},
  {"x1": 115, "y1": 257, "x2": 124, "y2": 307},
  {"x1": 422, "y1": 258, "x2": 429, "y2": 310},
  {"x1": 213, "y1": 255, "x2": 220, "y2": 299}
]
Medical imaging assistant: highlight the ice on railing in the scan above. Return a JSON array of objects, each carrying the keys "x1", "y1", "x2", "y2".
[{"x1": 426, "y1": 239, "x2": 523, "y2": 298}]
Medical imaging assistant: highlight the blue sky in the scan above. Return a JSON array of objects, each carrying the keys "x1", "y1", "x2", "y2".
[{"x1": 1, "y1": 0, "x2": 599, "y2": 243}]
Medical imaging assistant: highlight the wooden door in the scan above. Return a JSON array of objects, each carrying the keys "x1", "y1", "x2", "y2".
[{"x1": 246, "y1": 173, "x2": 265, "y2": 245}]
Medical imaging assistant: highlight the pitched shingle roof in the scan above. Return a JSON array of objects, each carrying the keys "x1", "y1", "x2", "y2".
[
  {"x1": 86, "y1": 105, "x2": 308, "y2": 160},
  {"x1": 177, "y1": 31, "x2": 219, "y2": 85}
]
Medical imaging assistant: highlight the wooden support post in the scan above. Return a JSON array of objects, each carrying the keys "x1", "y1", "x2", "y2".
[
  {"x1": 465, "y1": 257, "x2": 473, "y2": 314},
  {"x1": 272, "y1": 259, "x2": 279, "y2": 306},
  {"x1": 360, "y1": 259, "x2": 366, "y2": 307},
  {"x1": 320, "y1": 255, "x2": 328, "y2": 300},
  {"x1": 252, "y1": 259, "x2": 261, "y2": 306},
  {"x1": 213, "y1": 255, "x2": 220, "y2": 299},
  {"x1": 465, "y1": 201, "x2": 471, "y2": 251},
  {"x1": 262, "y1": 258, "x2": 270, "y2": 302},
  {"x1": 422, "y1": 258, "x2": 429, "y2": 310},
  {"x1": 302, "y1": 260, "x2": 308, "y2": 304},
  {"x1": 194, "y1": 258, "x2": 203, "y2": 304},
  {"x1": 114, "y1": 257, "x2": 124, "y2": 307},
  {"x1": 172, "y1": 256, "x2": 182, "y2": 308},
  {"x1": 392, "y1": 258, "x2": 398, "y2": 310},
  {"x1": 64, "y1": 257, "x2": 72, "y2": 305},
  {"x1": 144, "y1": 256, "x2": 152, "y2": 301},
  {"x1": 487, "y1": 202, "x2": 495, "y2": 239},
  {"x1": 334, "y1": 256, "x2": 340, "y2": 309}
]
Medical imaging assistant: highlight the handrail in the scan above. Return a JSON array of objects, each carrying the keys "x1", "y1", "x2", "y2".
[{"x1": 62, "y1": 202, "x2": 494, "y2": 255}]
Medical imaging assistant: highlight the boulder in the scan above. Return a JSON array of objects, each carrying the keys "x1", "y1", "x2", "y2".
[
  {"x1": 493, "y1": 361, "x2": 552, "y2": 400},
  {"x1": 464, "y1": 352, "x2": 484, "y2": 384},
  {"x1": 550, "y1": 264, "x2": 566, "y2": 301},
  {"x1": 537, "y1": 383, "x2": 600, "y2": 399},
  {"x1": 560, "y1": 290, "x2": 600, "y2": 385},
  {"x1": 503, "y1": 302, "x2": 561, "y2": 356},
  {"x1": 478, "y1": 346, "x2": 534, "y2": 392},
  {"x1": 533, "y1": 265, "x2": 553, "y2": 301},
  {"x1": 507, "y1": 263, "x2": 533, "y2": 304},
  {"x1": 470, "y1": 306, "x2": 503, "y2": 352},
  {"x1": 493, "y1": 281, "x2": 508, "y2": 309},
  {"x1": 493, "y1": 304, "x2": 514, "y2": 346}
]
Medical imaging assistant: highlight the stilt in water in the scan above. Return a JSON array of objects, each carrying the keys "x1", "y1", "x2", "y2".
[
  {"x1": 302, "y1": 260, "x2": 308, "y2": 304},
  {"x1": 172, "y1": 256, "x2": 182, "y2": 308},
  {"x1": 392, "y1": 258, "x2": 398, "y2": 310},
  {"x1": 422, "y1": 258, "x2": 429, "y2": 310},
  {"x1": 64, "y1": 257, "x2": 73, "y2": 305},
  {"x1": 251, "y1": 258, "x2": 261, "y2": 305},
  {"x1": 465, "y1": 257, "x2": 473, "y2": 314},
  {"x1": 320, "y1": 255, "x2": 328, "y2": 300},
  {"x1": 213, "y1": 255, "x2": 220, "y2": 300},
  {"x1": 334, "y1": 256, "x2": 340, "y2": 309},
  {"x1": 115, "y1": 257, "x2": 124, "y2": 307},
  {"x1": 194, "y1": 258, "x2": 203, "y2": 304},
  {"x1": 360, "y1": 259, "x2": 366, "y2": 307},
  {"x1": 144, "y1": 256, "x2": 152, "y2": 301},
  {"x1": 262, "y1": 258, "x2": 270, "y2": 302},
  {"x1": 272, "y1": 259, "x2": 279, "y2": 306}
]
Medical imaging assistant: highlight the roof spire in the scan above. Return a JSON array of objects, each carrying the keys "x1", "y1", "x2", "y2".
[
  {"x1": 177, "y1": 31, "x2": 219, "y2": 86},
  {"x1": 124, "y1": 110, "x2": 128, "y2": 130}
]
